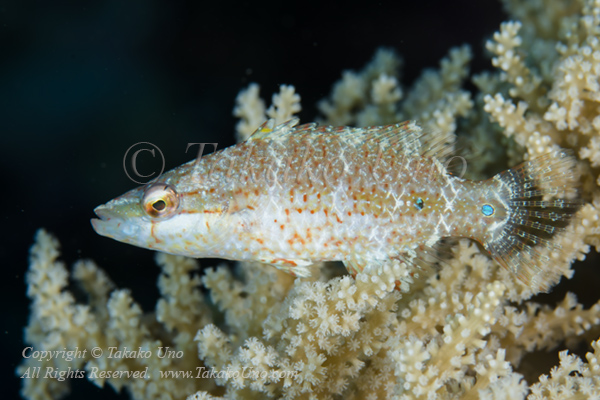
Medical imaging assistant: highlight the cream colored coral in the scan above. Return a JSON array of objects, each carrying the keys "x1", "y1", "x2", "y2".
[
  {"x1": 317, "y1": 48, "x2": 400, "y2": 126},
  {"x1": 581, "y1": 135, "x2": 600, "y2": 166},
  {"x1": 356, "y1": 73, "x2": 402, "y2": 126},
  {"x1": 190, "y1": 264, "x2": 405, "y2": 399},
  {"x1": 233, "y1": 83, "x2": 302, "y2": 141},
  {"x1": 19, "y1": 225, "x2": 600, "y2": 400},
  {"x1": 19, "y1": 230, "x2": 215, "y2": 400},
  {"x1": 528, "y1": 344, "x2": 600, "y2": 399},
  {"x1": 400, "y1": 45, "x2": 473, "y2": 143},
  {"x1": 317, "y1": 44, "x2": 472, "y2": 156},
  {"x1": 487, "y1": 21, "x2": 547, "y2": 112},
  {"x1": 232, "y1": 83, "x2": 265, "y2": 141},
  {"x1": 266, "y1": 84, "x2": 301, "y2": 125}
]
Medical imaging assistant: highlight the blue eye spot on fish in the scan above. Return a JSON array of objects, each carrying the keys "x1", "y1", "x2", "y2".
[
  {"x1": 481, "y1": 204, "x2": 494, "y2": 216},
  {"x1": 91, "y1": 119, "x2": 579, "y2": 291},
  {"x1": 415, "y1": 198, "x2": 424, "y2": 210}
]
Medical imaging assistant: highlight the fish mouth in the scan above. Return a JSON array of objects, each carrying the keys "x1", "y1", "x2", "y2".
[
  {"x1": 91, "y1": 205, "x2": 123, "y2": 238},
  {"x1": 91, "y1": 204, "x2": 143, "y2": 240},
  {"x1": 93, "y1": 205, "x2": 118, "y2": 220}
]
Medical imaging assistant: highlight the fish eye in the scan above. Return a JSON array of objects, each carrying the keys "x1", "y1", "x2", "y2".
[
  {"x1": 481, "y1": 204, "x2": 494, "y2": 216},
  {"x1": 142, "y1": 183, "x2": 180, "y2": 219}
]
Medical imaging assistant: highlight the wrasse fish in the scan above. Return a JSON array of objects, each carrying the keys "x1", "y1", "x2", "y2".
[{"x1": 92, "y1": 119, "x2": 579, "y2": 288}]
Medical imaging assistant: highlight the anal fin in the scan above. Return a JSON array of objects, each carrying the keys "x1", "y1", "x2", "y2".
[
  {"x1": 344, "y1": 247, "x2": 439, "y2": 291},
  {"x1": 261, "y1": 258, "x2": 314, "y2": 277}
]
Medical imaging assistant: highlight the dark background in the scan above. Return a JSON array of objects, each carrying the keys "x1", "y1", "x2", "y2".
[{"x1": 2, "y1": 1, "x2": 598, "y2": 399}]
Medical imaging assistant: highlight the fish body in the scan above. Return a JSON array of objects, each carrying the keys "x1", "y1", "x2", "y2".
[{"x1": 92, "y1": 119, "x2": 578, "y2": 286}]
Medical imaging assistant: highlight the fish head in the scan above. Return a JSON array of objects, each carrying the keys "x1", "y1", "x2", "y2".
[{"x1": 91, "y1": 166, "x2": 231, "y2": 257}]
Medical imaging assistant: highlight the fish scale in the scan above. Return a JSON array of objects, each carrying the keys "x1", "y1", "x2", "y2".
[{"x1": 92, "y1": 119, "x2": 579, "y2": 289}]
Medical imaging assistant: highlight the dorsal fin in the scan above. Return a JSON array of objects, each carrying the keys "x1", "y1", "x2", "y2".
[
  {"x1": 329, "y1": 121, "x2": 452, "y2": 160},
  {"x1": 247, "y1": 118, "x2": 300, "y2": 141},
  {"x1": 299, "y1": 121, "x2": 425, "y2": 153},
  {"x1": 247, "y1": 119, "x2": 454, "y2": 162},
  {"x1": 361, "y1": 121, "x2": 424, "y2": 155}
]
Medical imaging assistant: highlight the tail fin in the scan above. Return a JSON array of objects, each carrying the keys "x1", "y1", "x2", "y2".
[{"x1": 484, "y1": 150, "x2": 580, "y2": 291}]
